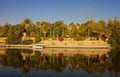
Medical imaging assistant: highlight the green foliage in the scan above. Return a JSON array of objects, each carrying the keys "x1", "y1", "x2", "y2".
[
  {"x1": 108, "y1": 18, "x2": 120, "y2": 47},
  {"x1": 0, "y1": 23, "x2": 11, "y2": 37},
  {"x1": 6, "y1": 25, "x2": 22, "y2": 44},
  {"x1": 0, "y1": 17, "x2": 120, "y2": 47},
  {"x1": 35, "y1": 34, "x2": 41, "y2": 43},
  {"x1": 6, "y1": 33, "x2": 20, "y2": 44},
  {"x1": 21, "y1": 18, "x2": 32, "y2": 37},
  {"x1": 21, "y1": 40, "x2": 33, "y2": 44}
]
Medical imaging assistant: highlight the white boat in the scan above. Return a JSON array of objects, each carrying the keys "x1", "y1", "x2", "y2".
[{"x1": 33, "y1": 44, "x2": 44, "y2": 49}]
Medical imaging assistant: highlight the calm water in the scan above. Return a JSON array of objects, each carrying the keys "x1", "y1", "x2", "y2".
[{"x1": 0, "y1": 48, "x2": 120, "y2": 77}]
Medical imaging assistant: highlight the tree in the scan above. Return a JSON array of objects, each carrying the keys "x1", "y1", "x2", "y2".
[
  {"x1": 68, "y1": 22, "x2": 76, "y2": 38},
  {"x1": 41, "y1": 21, "x2": 49, "y2": 39},
  {"x1": 52, "y1": 21, "x2": 67, "y2": 39},
  {"x1": 21, "y1": 18, "x2": 32, "y2": 37},
  {"x1": 84, "y1": 19, "x2": 111, "y2": 41},
  {"x1": 0, "y1": 23, "x2": 11, "y2": 37},
  {"x1": 97, "y1": 20, "x2": 111, "y2": 41},
  {"x1": 51, "y1": 23, "x2": 56, "y2": 39},
  {"x1": 47, "y1": 22, "x2": 52, "y2": 38},
  {"x1": 108, "y1": 18, "x2": 120, "y2": 47},
  {"x1": 74, "y1": 23, "x2": 81, "y2": 40},
  {"x1": 34, "y1": 32, "x2": 41, "y2": 43},
  {"x1": 36, "y1": 21, "x2": 42, "y2": 37},
  {"x1": 6, "y1": 25, "x2": 22, "y2": 44},
  {"x1": 85, "y1": 20, "x2": 97, "y2": 39}
]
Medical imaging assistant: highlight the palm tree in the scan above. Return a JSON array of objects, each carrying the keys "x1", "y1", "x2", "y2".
[
  {"x1": 0, "y1": 23, "x2": 11, "y2": 37},
  {"x1": 68, "y1": 22, "x2": 75, "y2": 38},
  {"x1": 41, "y1": 21, "x2": 49, "y2": 39},
  {"x1": 76, "y1": 23, "x2": 80, "y2": 30},
  {"x1": 47, "y1": 22, "x2": 52, "y2": 38},
  {"x1": 78, "y1": 23, "x2": 88, "y2": 40},
  {"x1": 52, "y1": 22, "x2": 58, "y2": 39},
  {"x1": 53, "y1": 21, "x2": 65, "y2": 38},
  {"x1": 61, "y1": 21, "x2": 67, "y2": 37},
  {"x1": 36, "y1": 21, "x2": 42, "y2": 37},
  {"x1": 21, "y1": 18, "x2": 32, "y2": 37},
  {"x1": 75, "y1": 23, "x2": 81, "y2": 39},
  {"x1": 51, "y1": 23, "x2": 55, "y2": 40}
]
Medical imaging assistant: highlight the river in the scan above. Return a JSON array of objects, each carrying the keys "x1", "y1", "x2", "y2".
[{"x1": 0, "y1": 48, "x2": 120, "y2": 77}]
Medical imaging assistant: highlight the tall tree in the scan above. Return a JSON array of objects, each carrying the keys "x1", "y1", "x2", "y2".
[
  {"x1": 97, "y1": 20, "x2": 111, "y2": 41},
  {"x1": 41, "y1": 21, "x2": 49, "y2": 38},
  {"x1": 75, "y1": 23, "x2": 81, "y2": 39},
  {"x1": 0, "y1": 23, "x2": 11, "y2": 37},
  {"x1": 47, "y1": 22, "x2": 52, "y2": 38},
  {"x1": 68, "y1": 22, "x2": 75, "y2": 38},
  {"x1": 108, "y1": 18, "x2": 120, "y2": 47},
  {"x1": 21, "y1": 18, "x2": 32, "y2": 37},
  {"x1": 6, "y1": 24, "x2": 22, "y2": 44},
  {"x1": 36, "y1": 21, "x2": 42, "y2": 37},
  {"x1": 53, "y1": 21, "x2": 66, "y2": 38},
  {"x1": 61, "y1": 21, "x2": 67, "y2": 37}
]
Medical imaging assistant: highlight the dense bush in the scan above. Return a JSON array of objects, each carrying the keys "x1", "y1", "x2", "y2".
[
  {"x1": 35, "y1": 35, "x2": 41, "y2": 43},
  {"x1": 6, "y1": 25, "x2": 22, "y2": 44},
  {"x1": 21, "y1": 40, "x2": 33, "y2": 44},
  {"x1": 108, "y1": 18, "x2": 120, "y2": 47}
]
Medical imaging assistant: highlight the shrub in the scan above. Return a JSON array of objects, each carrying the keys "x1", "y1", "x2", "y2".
[
  {"x1": 58, "y1": 36, "x2": 64, "y2": 41},
  {"x1": 21, "y1": 40, "x2": 33, "y2": 44},
  {"x1": 35, "y1": 36, "x2": 41, "y2": 43}
]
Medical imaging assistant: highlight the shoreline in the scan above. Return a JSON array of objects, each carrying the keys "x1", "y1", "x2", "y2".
[
  {"x1": 0, "y1": 40, "x2": 112, "y2": 49},
  {"x1": 0, "y1": 44, "x2": 112, "y2": 49},
  {"x1": 41, "y1": 40, "x2": 111, "y2": 49},
  {"x1": 0, "y1": 44, "x2": 33, "y2": 49}
]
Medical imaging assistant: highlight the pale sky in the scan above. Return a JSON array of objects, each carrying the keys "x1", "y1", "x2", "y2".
[{"x1": 0, "y1": 0, "x2": 120, "y2": 25}]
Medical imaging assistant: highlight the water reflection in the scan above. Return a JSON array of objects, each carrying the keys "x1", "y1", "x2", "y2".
[{"x1": 0, "y1": 48, "x2": 120, "y2": 77}]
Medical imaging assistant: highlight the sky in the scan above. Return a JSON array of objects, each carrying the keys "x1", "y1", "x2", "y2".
[{"x1": 0, "y1": 0, "x2": 120, "y2": 25}]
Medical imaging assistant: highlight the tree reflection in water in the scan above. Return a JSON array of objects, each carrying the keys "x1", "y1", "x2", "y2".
[{"x1": 0, "y1": 48, "x2": 120, "y2": 77}]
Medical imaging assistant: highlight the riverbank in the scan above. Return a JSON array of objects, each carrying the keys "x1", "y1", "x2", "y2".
[
  {"x1": 40, "y1": 48, "x2": 110, "y2": 57},
  {"x1": 0, "y1": 44, "x2": 33, "y2": 49},
  {"x1": 41, "y1": 40, "x2": 111, "y2": 48},
  {"x1": 0, "y1": 40, "x2": 111, "y2": 49}
]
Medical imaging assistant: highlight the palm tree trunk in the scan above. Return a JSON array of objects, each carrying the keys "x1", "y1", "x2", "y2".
[
  {"x1": 40, "y1": 28, "x2": 41, "y2": 37},
  {"x1": 53, "y1": 31, "x2": 55, "y2": 40},
  {"x1": 50, "y1": 30, "x2": 52, "y2": 38},
  {"x1": 57, "y1": 30, "x2": 58, "y2": 40},
  {"x1": 62, "y1": 28, "x2": 64, "y2": 36}
]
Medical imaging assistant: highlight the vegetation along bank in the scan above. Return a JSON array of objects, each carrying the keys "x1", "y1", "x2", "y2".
[{"x1": 0, "y1": 17, "x2": 120, "y2": 48}]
